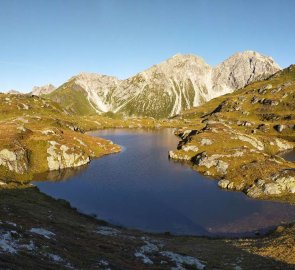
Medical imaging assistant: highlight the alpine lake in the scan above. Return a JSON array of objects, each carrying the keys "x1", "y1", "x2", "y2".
[{"x1": 33, "y1": 129, "x2": 295, "y2": 237}]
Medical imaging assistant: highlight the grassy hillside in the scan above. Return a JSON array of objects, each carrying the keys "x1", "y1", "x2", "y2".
[
  {"x1": 0, "y1": 93, "x2": 186, "y2": 183},
  {"x1": 46, "y1": 79, "x2": 98, "y2": 115},
  {"x1": 170, "y1": 65, "x2": 295, "y2": 203}
]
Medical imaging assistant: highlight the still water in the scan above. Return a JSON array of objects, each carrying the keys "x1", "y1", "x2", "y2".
[
  {"x1": 34, "y1": 129, "x2": 295, "y2": 236},
  {"x1": 282, "y1": 149, "x2": 295, "y2": 162}
]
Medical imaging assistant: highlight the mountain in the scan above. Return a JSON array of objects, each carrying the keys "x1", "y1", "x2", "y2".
[
  {"x1": 32, "y1": 84, "x2": 56, "y2": 96},
  {"x1": 170, "y1": 64, "x2": 295, "y2": 201},
  {"x1": 7, "y1": 89, "x2": 22, "y2": 95},
  {"x1": 46, "y1": 51, "x2": 280, "y2": 118}
]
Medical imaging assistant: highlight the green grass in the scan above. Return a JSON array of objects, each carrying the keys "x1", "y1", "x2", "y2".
[{"x1": 46, "y1": 80, "x2": 98, "y2": 115}]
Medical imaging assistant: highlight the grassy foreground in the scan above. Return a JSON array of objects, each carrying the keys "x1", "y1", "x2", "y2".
[{"x1": 1, "y1": 182, "x2": 295, "y2": 269}]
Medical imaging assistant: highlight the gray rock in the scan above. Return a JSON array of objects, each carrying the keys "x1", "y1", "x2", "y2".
[
  {"x1": 200, "y1": 138, "x2": 213, "y2": 145},
  {"x1": 263, "y1": 183, "x2": 282, "y2": 195},
  {"x1": 47, "y1": 141, "x2": 90, "y2": 171},
  {"x1": 194, "y1": 152, "x2": 228, "y2": 175},
  {"x1": 247, "y1": 185, "x2": 264, "y2": 198},
  {"x1": 50, "y1": 51, "x2": 280, "y2": 118},
  {"x1": 274, "y1": 124, "x2": 286, "y2": 133},
  {"x1": 218, "y1": 179, "x2": 230, "y2": 189},
  {"x1": 182, "y1": 145, "x2": 199, "y2": 152},
  {"x1": 275, "y1": 176, "x2": 295, "y2": 193},
  {"x1": 216, "y1": 160, "x2": 229, "y2": 175},
  {"x1": 0, "y1": 148, "x2": 28, "y2": 174},
  {"x1": 168, "y1": 151, "x2": 191, "y2": 161}
]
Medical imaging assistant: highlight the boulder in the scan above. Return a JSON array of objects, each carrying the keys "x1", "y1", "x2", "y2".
[
  {"x1": 168, "y1": 151, "x2": 191, "y2": 161},
  {"x1": 182, "y1": 145, "x2": 199, "y2": 152},
  {"x1": 274, "y1": 124, "x2": 286, "y2": 133},
  {"x1": 263, "y1": 183, "x2": 282, "y2": 195},
  {"x1": 200, "y1": 138, "x2": 213, "y2": 145},
  {"x1": 0, "y1": 148, "x2": 28, "y2": 174},
  {"x1": 218, "y1": 179, "x2": 230, "y2": 189},
  {"x1": 47, "y1": 141, "x2": 90, "y2": 171}
]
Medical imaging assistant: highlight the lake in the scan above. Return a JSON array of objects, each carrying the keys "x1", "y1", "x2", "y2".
[
  {"x1": 282, "y1": 149, "x2": 295, "y2": 162},
  {"x1": 33, "y1": 129, "x2": 295, "y2": 237}
]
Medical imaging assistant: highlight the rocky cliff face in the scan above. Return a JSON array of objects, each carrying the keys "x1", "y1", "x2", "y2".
[
  {"x1": 32, "y1": 84, "x2": 56, "y2": 96},
  {"x1": 212, "y1": 51, "x2": 280, "y2": 93},
  {"x1": 49, "y1": 51, "x2": 280, "y2": 118}
]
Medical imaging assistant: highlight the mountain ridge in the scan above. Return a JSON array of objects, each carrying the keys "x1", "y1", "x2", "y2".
[{"x1": 44, "y1": 51, "x2": 281, "y2": 118}]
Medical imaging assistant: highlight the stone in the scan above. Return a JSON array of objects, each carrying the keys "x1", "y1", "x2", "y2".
[
  {"x1": 246, "y1": 185, "x2": 264, "y2": 198},
  {"x1": 47, "y1": 141, "x2": 90, "y2": 171},
  {"x1": 218, "y1": 179, "x2": 230, "y2": 189},
  {"x1": 216, "y1": 160, "x2": 229, "y2": 175},
  {"x1": 0, "y1": 148, "x2": 28, "y2": 174},
  {"x1": 235, "y1": 134, "x2": 264, "y2": 151},
  {"x1": 275, "y1": 176, "x2": 295, "y2": 193},
  {"x1": 182, "y1": 145, "x2": 199, "y2": 152},
  {"x1": 263, "y1": 183, "x2": 281, "y2": 195},
  {"x1": 200, "y1": 138, "x2": 213, "y2": 145},
  {"x1": 168, "y1": 151, "x2": 191, "y2": 161},
  {"x1": 251, "y1": 96, "x2": 259, "y2": 104},
  {"x1": 274, "y1": 124, "x2": 286, "y2": 133},
  {"x1": 227, "y1": 182, "x2": 235, "y2": 189},
  {"x1": 275, "y1": 138, "x2": 293, "y2": 151}
]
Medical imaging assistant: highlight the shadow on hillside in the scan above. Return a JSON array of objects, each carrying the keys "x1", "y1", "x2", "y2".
[{"x1": 0, "y1": 186, "x2": 295, "y2": 269}]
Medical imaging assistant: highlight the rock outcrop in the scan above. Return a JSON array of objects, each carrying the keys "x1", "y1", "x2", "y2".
[
  {"x1": 0, "y1": 148, "x2": 28, "y2": 174},
  {"x1": 47, "y1": 141, "x2": 90, "y2": 171}
]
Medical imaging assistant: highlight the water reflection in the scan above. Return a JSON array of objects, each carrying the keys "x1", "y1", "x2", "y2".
[
  {"x1": 282, "y1": 149, "x2": 295, "y2": 162},
  {"x1": 33, "y1": 129, "x2": 295, "y2": 237},
  {"x1": 33, "y1": 165, "x2": 88, "y2": 182}
]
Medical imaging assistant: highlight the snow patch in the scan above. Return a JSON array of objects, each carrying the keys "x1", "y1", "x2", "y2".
[
  {"x1": 0, "y1": 231, "x2": 35, "y2": 254},
  {"x1": 30, "y1": 228, "x2": 56, "y2": 239},
  {"x1": 134, "y1": 240, "x2": 159, "y2": 265},
  {"x1": 96, "y1": 226, "x2": 120, "y2": 236},
  {"x1": 160, "y1": 251, "x2": 205, "y2": 270}
]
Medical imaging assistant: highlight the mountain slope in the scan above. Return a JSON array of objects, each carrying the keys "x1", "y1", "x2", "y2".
[
  {"x1": 45, "y1": 51, "x2": 280, "y2": 118},
  {"x1": 170, "y1": 64, "x2": 295, "y2": 202}
]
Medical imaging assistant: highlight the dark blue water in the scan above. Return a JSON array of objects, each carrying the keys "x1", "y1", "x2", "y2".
[
  {"x1": 34, "y1": 129, "x2": 295, "y2": 236},
  {"x1": 282, "y1": 150, "x2": 295, "y2": 162}
]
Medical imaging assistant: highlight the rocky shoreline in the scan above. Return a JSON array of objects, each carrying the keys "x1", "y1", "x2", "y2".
[{"x1": 169, "y1": 122, "x2": 295, "y2": 203}]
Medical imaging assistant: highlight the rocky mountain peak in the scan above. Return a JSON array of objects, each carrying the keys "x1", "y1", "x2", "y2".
[
  {"x1": 32, "y1": 84, "x2": 56, "y2": 96},
  {"x1": 7, "y1": 89, "x2": 22, "y2": 95},
  {"x1": 213, "y1": 51, "x2": 281, "y2": 92},
  {"x1": 74, "y1": 72, "x2": 119, "y2": 82},
  {"x1": 48, "y1": 51, "x2": 281, "y2": 118}
]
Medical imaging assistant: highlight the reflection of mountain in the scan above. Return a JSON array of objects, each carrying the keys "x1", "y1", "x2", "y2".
[{"x1": 33, "y1": 165, "x2": 88, "y2": 182}]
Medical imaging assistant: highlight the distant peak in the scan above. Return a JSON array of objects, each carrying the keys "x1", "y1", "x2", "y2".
[
  {"x1": 31, "y1": 84, "x2": 56, "y2": 96},
  {"x1": 229, "y1": 50, "x2": 272, "y2": 60},
  {"x1": 171, "y1": 53, "x2": 204, "y2": 60},
  {"x1": 219, "y1": 50, "x2": 281, "y2": 70},
  {"x1": 74, "y1": 72, "x2": 119, "y2": 81},
  {"x1": 164, "y1": 53, "x2": 208, "y2": 68}
]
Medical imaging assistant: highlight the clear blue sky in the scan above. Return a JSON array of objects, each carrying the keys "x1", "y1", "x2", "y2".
[{"x1": 0, "y1": 0, "x2": 294, "y2": 92}]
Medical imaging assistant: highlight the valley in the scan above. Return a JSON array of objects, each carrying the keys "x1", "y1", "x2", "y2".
[{"x1": 0, "y1": 53, "x2": 295, "y2": 269}]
